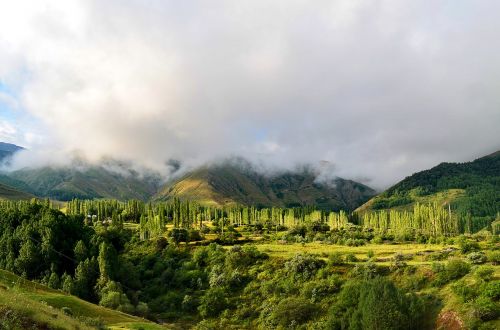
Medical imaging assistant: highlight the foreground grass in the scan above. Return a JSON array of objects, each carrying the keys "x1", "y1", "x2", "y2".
[{"x1": 0, "y1": 269, "x2": 166, "y2": 330}]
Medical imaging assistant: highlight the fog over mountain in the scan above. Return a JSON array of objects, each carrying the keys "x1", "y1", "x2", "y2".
[{"x1": 1, "y1": 1, "x2": 500, "y2": 189}]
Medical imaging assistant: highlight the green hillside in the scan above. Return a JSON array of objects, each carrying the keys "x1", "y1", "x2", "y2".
[
  {"x1": 0, "y1": 269, "x2": 165, "y2": 329},
  {"x1": 357, "y1": 151, "x2": 500, "y2": 222},
  {"x1": 0, "y1": 165, "x2": 161, "y2": 201},
  {"x1": 0, "y1": 182, "x2": 34, "y2": 200},
  {"x1": 155, "y1": 161, "x2": 376, "y2": 211}
]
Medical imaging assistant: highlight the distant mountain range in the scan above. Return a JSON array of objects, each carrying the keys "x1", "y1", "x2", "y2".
[
  {"x1": 0, "y1": 164, "x2": 162, "y2": 201},
  {"x1": 155, "y1": 160, "x2": 376, "y2": 211},
  {"x1": 357, "y1": 150, "x2": 500, "y2": 220},
  {"x1": 0, "y1": 143, "x2": 376, "y2": 209},
  {"x1": 1, "y1": 141, "x2": 497, "y2": 217}
]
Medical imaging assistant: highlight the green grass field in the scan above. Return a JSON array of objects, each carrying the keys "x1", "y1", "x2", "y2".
[
  {"x1": 0, "y1": 269, "x2": 167, "y2": 330},
  {"x1": 250, "y1": 241, "x2": 449, "y2": 261}
]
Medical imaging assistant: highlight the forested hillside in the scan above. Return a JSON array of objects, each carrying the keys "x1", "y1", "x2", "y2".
[
  {"x1": 0, "y1": 182, "x2": 33, "y2": 200},
  {"x1": 156, "y1": 161, "x2": 375, "y2": 211},
  {"x1": 357, "y1": 151, "x2": 500, "y2": 230}
]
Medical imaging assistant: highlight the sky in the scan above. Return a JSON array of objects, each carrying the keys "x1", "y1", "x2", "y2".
[{"x1": 0, "y1": 0, "x2": 499, "y2": 189}]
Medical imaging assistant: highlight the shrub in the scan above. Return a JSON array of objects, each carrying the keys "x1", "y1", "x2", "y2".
[
  {"x1": 458, "y1": 236, "x2": 480, "y2": 254},
  {"x1": 475, "y1": 266, "x2": 495, "y2": 282},
  {"x1": 472, "y1": 296, "x2": 499, "y2": 321},
  {"x1": 451, "y1": 280, "x2": 478, "y2": 302},
  {"x1": 168, "y1": 228, "x2": 189, "y2": 244},
  {"x1": 446, "y1": 259, "x2": 471, "y2": 280},
  {"x1": 284, "y1": 253, "x2": 325, "y2": 280},
  {"x1": 301, "y1": 277, "x2": 343, "y2": 302},
  {"x1": 433, "y1": 259, "x2": 470, "y2": 285},
  {"x1": 268, "y1": 297, "x2": 317, "y2": 327},
  {"x1": 328, "y1": 252, "x2": 344, "y2": 266},
  {"x1": 327, "y1": 277, "x2": 425, "y2": 330},
  {"x1": 198, "y1": 287, "x2": 229, "y2": 318},
  {"x1": 350, "y1": 262, "x2": 379, "y2": 279},
  {"x1": 467, "y1": 252, "x2": 487, "y2": 264},
  {"x1": 345, "y1": 253, "x2": 358, "y2": 263},
  {"x1": 482, "y1": 281, "x2": 500, "y2": 300},
  {"x1": 487, "y1": 250, "x2": 500, "y2": 265},
  {"x1": 188, "y1": 230, "x2": 203, "y2": 242},
  {"x1": 61, "y1": 307, "x2": 73, "y2": 316}
]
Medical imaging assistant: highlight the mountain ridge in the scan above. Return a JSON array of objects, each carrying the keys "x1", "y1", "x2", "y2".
[
  {"x1": 356, "y1": 150, "x2": 500, "y2": 219},
  {"x1": 155, "y1": 160, "x2": 376, "y2": 211}
]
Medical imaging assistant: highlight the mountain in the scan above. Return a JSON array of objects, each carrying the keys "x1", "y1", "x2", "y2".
[
  {"x1": 0, "y1": 142, "x2": 23, "y2": 163},
  {"x1": 0, "y1": 181, "x2": 34, "y2": 200},
  {"x1": 155, "y1": 160, "x2": 376, "y2": 211},
  {"x1": 356, "y1": 150, "x2": 500, "y2": 219},
  {"x1": 0, "y1": 163, "x2": 161, "y2": 201}
]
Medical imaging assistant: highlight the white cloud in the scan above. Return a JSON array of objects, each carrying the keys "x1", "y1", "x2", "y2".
[{"x1": 0, "y1": 0, "x2": 499, "y2": 187}]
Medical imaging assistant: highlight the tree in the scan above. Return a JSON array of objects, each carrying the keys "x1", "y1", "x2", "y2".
[{"x1": 74, "y1": 240, "x2": 88, "y2": 263}]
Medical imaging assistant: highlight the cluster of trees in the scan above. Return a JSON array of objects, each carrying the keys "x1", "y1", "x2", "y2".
[
  {"x1": 0, "y1": 199, "x2": 147, "y2": 314},
  {"x1": 361, "y1": 203, "x2": 460, "y2": 237},
  {"x1": 66, "y1": 198, "x2": 496, "y2": 242},
  {"x1": 0, "y1": 199, "x2": 499, "y2": 328}
]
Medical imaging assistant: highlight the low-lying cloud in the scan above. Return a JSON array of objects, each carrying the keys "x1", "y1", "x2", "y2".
[{"x1": 1, "y1": 0, "x2": 500, "y2": 189}]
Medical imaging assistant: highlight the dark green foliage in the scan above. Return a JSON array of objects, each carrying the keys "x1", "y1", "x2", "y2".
[
  {"x1": 373, "y1": 152, "x2": 500, "y2": 231},
  {"x1": 467, "y1": 251, "x2": 487, "y2": 264},
  {"x1": 198, "y1": 287, "x2": 228, "y2": 318},
  {"x1": 284, "y1": 253, "x2": 326, "y2": 280},
  {"x1": 327, "y1": 277, "x2": 425, "y2": 330},
  {"x1": 433, "y1": 259, "x2": 471, "y2": 286},
  {"x1": 168, "y1": 228, "x2": 189, "y2": 244},
  {"x1": 267, "y1": 297, "x2": 317, "y2": 327}
]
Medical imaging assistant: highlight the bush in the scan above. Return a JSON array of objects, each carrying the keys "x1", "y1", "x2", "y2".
[
  {"x1": 452, "y1": 280, "x2": 478, "y2": 302},
  {"x1": 268, "y1": 297, "x2": 317, "y2": 327},
  {"x1": 433, "y1": 259, "x2": 471, "y2": 285},
  {"x1": 61, "y1": 307, "x2": 73, "y2": 316},
  {"x1": 475, "y1": 266, "x2": 495, "y2": 282},
  {"x1": 487, "y1": 250, "x2": 500, "y2": 265},
  {"x1": 446, "y1": 259, "x2": 471, "y2": 280},
  {"x1": 350, "y1": 262, "x2": 379, "y2": 279},
  {"x1": 328, "y1": 252, "x2": 344, "y2": 266},
  {"x1": 300, "y1": 277, "x2": 343, "y2": 302},
  {"x1": 467, "y1": 252, "x2": 487, "y2": 264},
  {"x1": 284, "y1": 253, "x2": 325, "y2": 280},
  {"x1": 198, "y1": 287, "x2": 229, "y2": 318},
  {"x1": 482, "y1": 281, "x2": 500, "y2": 300},
  {"x1": 345, "y1": 253, "x2": 358, "y2": 263},
  {"x1": 327, "y1": 277, "x2": 425, "y2": 330},
  {"x1": 188, "y1": 230, "x2": 203, "y2": 242},
  {"x1": 168, "y1": 228, "x2": 189, "y2": 244},
  {"x1": 472, "y1": 296, "x2": 499, "y2": 321},
  {"x1": 458, "y1": 236, "x2": 480, "y2": 254}
]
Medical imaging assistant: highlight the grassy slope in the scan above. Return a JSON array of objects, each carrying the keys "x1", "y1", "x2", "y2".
[
  {"x1": 156, "y1": 163, "x2": 376, "y2": 211},
  {"x1": 0, "y1": 269, "x2": 166, "y2": 330},
  {"x1": 0, "y1": 182, "x2": 34, "y2": 200}
]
